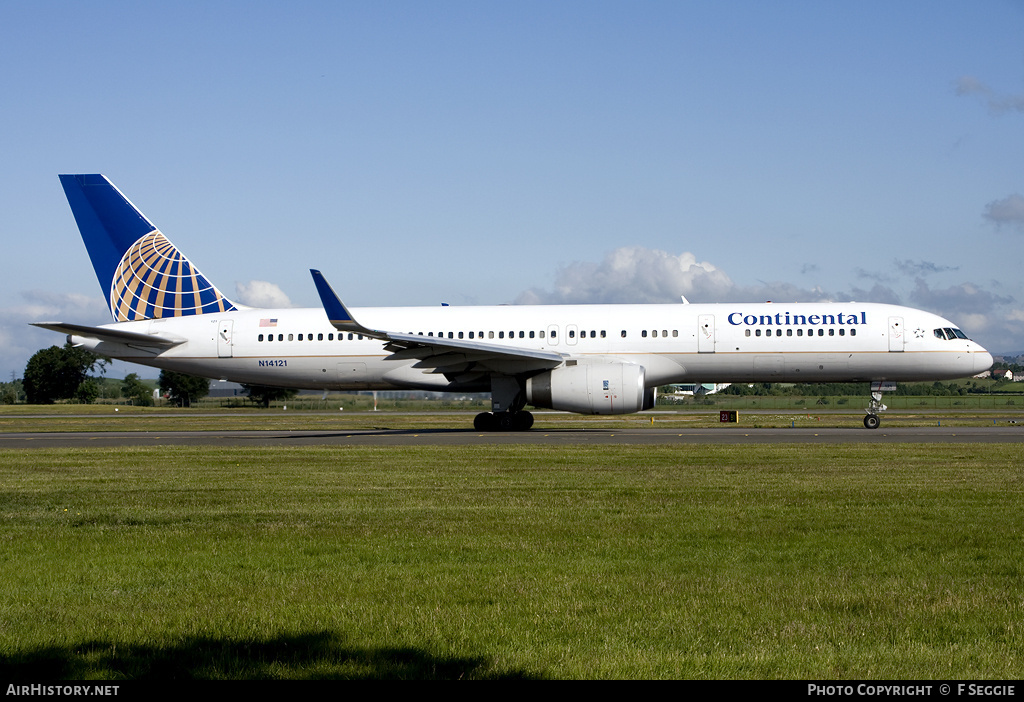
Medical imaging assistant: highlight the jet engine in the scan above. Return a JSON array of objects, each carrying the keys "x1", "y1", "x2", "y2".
[{"x1": 525, "y1": 360, "x2": 655, "y2": 415}]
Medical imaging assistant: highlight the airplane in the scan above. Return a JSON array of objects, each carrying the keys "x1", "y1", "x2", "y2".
[{"x1": 34, "y1": 174, "x2": 994, "y2": 430}]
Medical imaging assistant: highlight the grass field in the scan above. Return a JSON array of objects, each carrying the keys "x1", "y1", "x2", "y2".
[{"x1": 1, "y1": 441, "x2": 1022, "y2": 679}]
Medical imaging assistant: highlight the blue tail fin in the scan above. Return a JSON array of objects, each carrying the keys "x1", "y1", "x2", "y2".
[{"x1": 59, "y1": 174, "x2": 238, "y2": 322}]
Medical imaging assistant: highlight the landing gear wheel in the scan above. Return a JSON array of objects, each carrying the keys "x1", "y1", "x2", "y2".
[
  {"x1": 474, "y1": 410, "x2": 534, "y2": 431},
  {"x1": 864, "y1": 414, "x2": 880, "y2": 430},
  {"x1": 513, "y1": 410, "x2": 534, "y2": 431}
]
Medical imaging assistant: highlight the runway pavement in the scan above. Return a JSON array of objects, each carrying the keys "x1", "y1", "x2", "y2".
[{"x1": 3, "y1": 425, "x2": 1023, "y2": 448}]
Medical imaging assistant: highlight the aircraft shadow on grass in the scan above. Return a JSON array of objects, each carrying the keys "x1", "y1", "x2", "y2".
[{"x1": 1, "y1": 630, "x2": 544, "y2": 680}]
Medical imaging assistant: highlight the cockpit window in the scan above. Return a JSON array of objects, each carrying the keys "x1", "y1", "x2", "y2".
[{"x1": 935, "y1": 327, "x2": 970, "y2": 340}]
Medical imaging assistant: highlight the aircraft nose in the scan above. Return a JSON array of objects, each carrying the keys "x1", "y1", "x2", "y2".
[{"x1": 974, "y1": 349, "x2": 994, "y2": 374}]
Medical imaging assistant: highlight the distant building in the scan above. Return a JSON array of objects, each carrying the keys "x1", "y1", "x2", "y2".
[
  {"x1": 208, "y1": 380, "x2": 246, "y2": 397},
  {"x1": 668, "y1": 383, "x2": 731, "y2": 396}
]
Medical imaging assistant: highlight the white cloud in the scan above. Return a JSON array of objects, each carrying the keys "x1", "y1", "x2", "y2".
[
  {"x1": 983, "y1": 194, "x2": 1024, "y2": 232},
  {"x1": 516, "y1": 247, "x2": 735, "y2": 305},
  {"x1": 955, "y1": 75, "x2": 1024, "y2": 115},
  {"x1": 234, "y1": 280, "x2": 294, "y2": 309}
]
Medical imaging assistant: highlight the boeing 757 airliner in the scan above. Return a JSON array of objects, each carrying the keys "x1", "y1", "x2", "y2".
[{"x1": 34, "y1": 174, "x2": 993, "y2": 429}]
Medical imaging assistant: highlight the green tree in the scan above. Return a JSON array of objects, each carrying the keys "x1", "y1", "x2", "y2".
[
  {"x1": 73, "y1": 378, "x2": 100, "y2": 404},
  {"x1": 0, "y1": 380, "x2": 20, "y2": 404},
  {"x1": 23, "y1": 344, "x2": 107, "y2": 404},
  {"x1": 158, "y1": 370, "x2": 210, "y2": 407},
  {"x1": 241, "y1": 384, "x2": 299, "y2": 408},
  {"x1": 122, "y1": 373, "x2": 154, "y2": 406}
]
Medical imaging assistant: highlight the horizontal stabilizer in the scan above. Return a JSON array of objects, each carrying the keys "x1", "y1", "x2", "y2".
[{"x1": 31, "y1": 322, "x2": 186, "y2": 348}]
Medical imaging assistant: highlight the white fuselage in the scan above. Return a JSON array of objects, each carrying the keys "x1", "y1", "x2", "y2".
[{"x1": 72, "y1": 301, "x2": 993, "y2": 392}]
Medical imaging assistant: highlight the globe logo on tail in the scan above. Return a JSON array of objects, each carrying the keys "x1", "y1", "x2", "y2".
[{"x1": 110, "y1": 230, "x2": 236, "y2": 321}]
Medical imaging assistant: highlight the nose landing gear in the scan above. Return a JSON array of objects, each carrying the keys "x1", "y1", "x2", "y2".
[{"x1": 863, "y1": 381, "x2": 893, "y2": 429}]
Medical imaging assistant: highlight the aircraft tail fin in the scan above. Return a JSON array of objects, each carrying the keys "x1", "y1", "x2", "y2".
[{"x1": 58, "y1": 174, "x2": 238, "y2": 322}]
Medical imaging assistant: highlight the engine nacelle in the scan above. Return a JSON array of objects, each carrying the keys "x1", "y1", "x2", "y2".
[{"x1": 526, "y1": 360, "x2": 654, "y2": 415}]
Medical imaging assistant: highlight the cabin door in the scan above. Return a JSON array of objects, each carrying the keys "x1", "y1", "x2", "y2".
[
  {"x1": 698, "y1": 315, "x2": 715, "y2": 353},
  {"x1": 217, "y1": 320, "x2": 234, "y2": 358},
  {"x1": 888, "y1": 316, "x2": 904, "y2": 352}
]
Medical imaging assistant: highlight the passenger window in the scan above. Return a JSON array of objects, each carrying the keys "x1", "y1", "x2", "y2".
[
  {"x1": 851, "y1": 329, "x2": 856, "y2": 336},
  {"x1": 672, "y1": 330, "x2": 677, "y2": 337},
  {"x1": 745, "y1": 329, "x2": 751, "y2": 337},
  {"x1": 776, "y1": 329, "x2": 782, "y2": 337},
  {"x1": 529, "y1": 331, "x2": 535, "y2": 338},
  {"x1": 458, "y1": 332, "x2": 464, "y2": 339},
  {"x1": 839, "y1": 328, "x2": 845, "y2": 336},
  {"x1": 288, "y1": 334, "x2": 294, "y2": 341},
  {"x1": 259, "y1": 334, "x2": 264, "y2": 342},
  {"x1": 621, "y1": 330, "x2": 626, "y2": 338},
  {"x1": 787, "y1": 329, "x2": 792, "y2": 337},
  {"x1": 756, "y1": 329, "x2": 761, "y2": 337},
  {"x1": 489, "y1": 331, "x2": 494, "y2": 339},
  {"x1": 298, "y1": 334, "x2": 303, "y2": 341},
  {"x1": 569, "y1": 330, "x2": 576, "y2": 338},
  {"x1": 601, "y1": 330, "x2": 606, "y2": 338},
  {"x1": 642, "y1": 330, "x2": 647, "y2": 338},
  {"x1": 468, "y1": 332, "x2": 474, "y2": 339},
  {"x1": 499, "y1": 331, "x2": 504, "y2": 339},
  {"x1": 829, "y1": 329, "x2": 835, "y2": 336}
]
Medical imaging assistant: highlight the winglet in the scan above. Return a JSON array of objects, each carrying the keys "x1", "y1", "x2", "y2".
[{"x1": 309, "y1": 270, "x2": 384, "y2": 338}]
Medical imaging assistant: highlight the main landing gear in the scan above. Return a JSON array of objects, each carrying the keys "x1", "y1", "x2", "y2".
[
  {"x1": 474, "y1": 410, "x2": 535, "y2": 431},
  {"x1": 863, "y1": 382, "x2": 892, "y2": 429},
  {"x1": 475, "y1": 375, "x2": 534, "y2": 431}
]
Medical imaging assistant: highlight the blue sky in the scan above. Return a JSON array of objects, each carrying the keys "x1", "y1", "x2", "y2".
[{"x1": 2, "y1": 1, "x2": 1023, "y2": 379}]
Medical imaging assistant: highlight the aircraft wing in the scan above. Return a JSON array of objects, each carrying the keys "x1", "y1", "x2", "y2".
[
  {"x1": 310, "y1": 270, "x2": 565, "y2": 378},
  {"x1": 31, "y1": 322, "x2": 187, "y2": 348}
]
